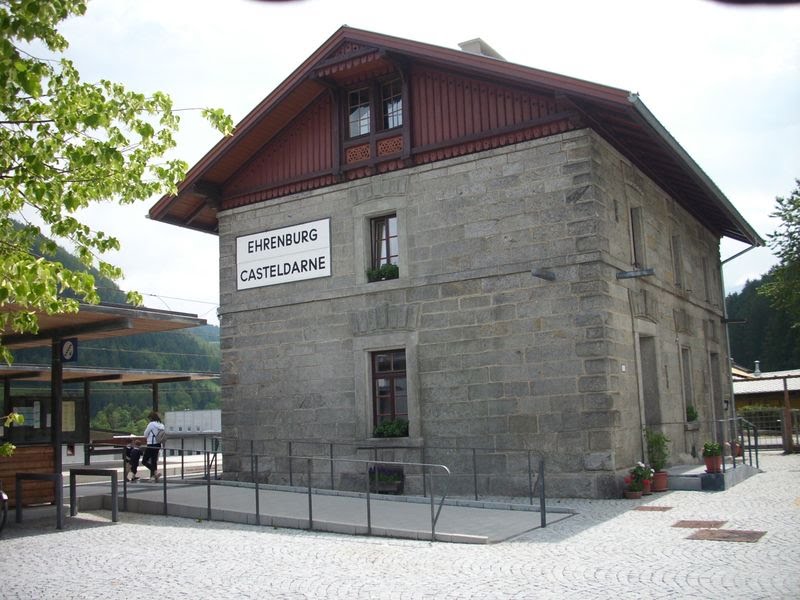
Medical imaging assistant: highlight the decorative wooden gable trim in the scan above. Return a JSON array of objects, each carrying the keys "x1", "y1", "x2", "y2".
[{"x1": 222, "y1": 93, "x2": 337, "y2": 209}]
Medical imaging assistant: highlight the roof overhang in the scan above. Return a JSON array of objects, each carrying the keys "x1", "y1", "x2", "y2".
[
  {"x1": 1, "y1": 302, "x2": 207, "y2": 350},
  {"x1": 0, "y1": 363, "x2": 217, "y2": 385},
  {"x1": 149, "y1": 26, "x2": 763, "y2": 247}
]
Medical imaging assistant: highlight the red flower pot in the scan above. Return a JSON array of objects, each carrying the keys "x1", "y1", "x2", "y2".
[
  {"x1": 704, "y1": 455, "x2": 722, "y2": 473},
  {"x1": 651, "y1": 470, "x2": 668, "y2": 492}
]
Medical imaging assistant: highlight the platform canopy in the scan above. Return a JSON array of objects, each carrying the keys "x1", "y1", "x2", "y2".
[
  {"x1": 0, "y1": 363, "x2": 218, "y2": 385},
  {"x1": 1, "y1": 302, "x2": 209, "y2": 350}
]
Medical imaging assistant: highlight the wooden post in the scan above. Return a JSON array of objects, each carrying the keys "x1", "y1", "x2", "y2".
[{"x1": 782, "y1": 376, "x2": 794, "y2": 454}]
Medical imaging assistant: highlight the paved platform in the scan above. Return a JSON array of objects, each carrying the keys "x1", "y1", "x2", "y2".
[
  {"x1": 2, "y1": 451, "x2": 798, "y2": 599},
  {"x1": 69, "y1": 477, "x2": 571, "y2": 544}
]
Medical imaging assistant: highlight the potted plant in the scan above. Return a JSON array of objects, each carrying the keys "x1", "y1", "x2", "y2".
[
  {"x1": 623, "y1": 462, "x2": 654, "y2": 498},
  {"x1": 366, "y1": 263, "x2": 399, "y2": 282},
  {"x1": 702, "y1": 441, "x2": 723, "y2": 473},
  {"x1": 645, "y1": 429, "x2": 670, "y2": 492},
  {"x1": 368, "y1": 464, "x2": 404, "y2": 494},
  {"x1": 372, "y1": 418, "x2": 409, "y2": 438}
]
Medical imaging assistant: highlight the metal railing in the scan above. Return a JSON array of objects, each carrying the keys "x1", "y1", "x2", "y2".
[
  {"x1": 254, "y1": 452, "x2": 451, "y2": 540},
  {"x1": 107, "y1": 439, "x2": 548, "y2": 540},
  {"x1": 281, "y1": 438, "x2": 547, "y2": 510}
]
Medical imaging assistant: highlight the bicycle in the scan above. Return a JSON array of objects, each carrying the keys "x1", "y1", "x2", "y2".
[{"x1": 0, "y1": 479, "x2": 8, "y2": 534}]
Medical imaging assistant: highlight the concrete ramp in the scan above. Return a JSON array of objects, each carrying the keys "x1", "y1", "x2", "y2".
[{"x1": 77, "y1": 482, "x2": 574, "y2": 544}]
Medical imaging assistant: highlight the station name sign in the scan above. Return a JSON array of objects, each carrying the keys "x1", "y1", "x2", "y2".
[{"x1": 236, "y1": 218, "x2": 331, "y2": 290}]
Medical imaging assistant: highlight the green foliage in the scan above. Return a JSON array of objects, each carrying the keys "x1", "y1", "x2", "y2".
[
  {"x1": 686, "y1": 404, "x2": 698, "y2": 423},
  {"x1": 1, "y1": 410, "x2": 24, "y2": 455},
  {"x1": 645, "y1": 429, "x2": 670, "y2": 472},
  {"x1": 737, "y1": 405, "x2": 784, "y2": 433},
  {"x1": 0, "y1": 0, "x2": 233, "y2": 362},
  {"x1": 759, "y1": 180, "x2": 800, "y2": 329},
  {"x1": 372, "y1": 418, "x2": 409, "y2": 438},
  {"x1": 366, "y1": 263, "x2": 399, "y2": 282},
  {"x1": 702, "y1": 441, "x2": 722, "y2": 457},
  {"x1": 727, "y1": 275, "x2": 800, "y2": 371}
]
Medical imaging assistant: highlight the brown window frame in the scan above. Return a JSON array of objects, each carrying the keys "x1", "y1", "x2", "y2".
[
  {"x1": 347, "y1": 87, "x2": 371, "y2": 138},
  {"x1": 371, "y1": 349, "x2": 408, "y2": 430},
  {"x1": 370, "y1": 213, "x2": 399, "y2": 269},
  {"x1": 345, "y1": 77, "x2": 403, "y2": 141}
]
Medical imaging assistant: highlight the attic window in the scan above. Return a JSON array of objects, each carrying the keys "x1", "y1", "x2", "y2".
[
  {"x1": 346, "y1": 78, "x2": 403, "y2": 139},
  {"x1": 382, "y1": 79, "x2": 403, "y2": 129},
  {"x1": 348, "y1": 87, "x2": 371, "y2": 137}
]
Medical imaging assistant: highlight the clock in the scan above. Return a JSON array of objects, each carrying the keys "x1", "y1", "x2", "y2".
[{"x1": 61, "y1": 338, "x2": 78, "y2": 362}]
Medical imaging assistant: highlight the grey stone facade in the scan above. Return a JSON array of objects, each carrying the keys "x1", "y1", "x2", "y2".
[{"x1": 217, "y1": 128, "x2": 729, "y2": 498}]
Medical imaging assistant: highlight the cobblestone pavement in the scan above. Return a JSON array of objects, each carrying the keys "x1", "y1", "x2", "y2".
[{"x1": 3, "y1": 451, "x2": 798, "y2": 599}]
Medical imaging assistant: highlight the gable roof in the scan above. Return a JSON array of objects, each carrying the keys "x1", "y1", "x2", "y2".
[{"x1": 150, "y1": 26, "x2": 762, "y2": 247}]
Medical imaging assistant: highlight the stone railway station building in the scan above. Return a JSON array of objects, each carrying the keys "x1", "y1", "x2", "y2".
[{"x1": 150, "y1": 27, "x2": 762, "y2": 498}]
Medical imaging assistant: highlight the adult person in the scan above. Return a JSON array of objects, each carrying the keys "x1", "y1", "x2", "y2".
[{"x1": 142, "y1": 411, "x2": 166, "y2": 482}]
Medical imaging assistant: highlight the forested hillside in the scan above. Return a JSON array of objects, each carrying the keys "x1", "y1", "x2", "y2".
[
  {"x1": 726, "y1": 275, "x2": 800, "y2": 372},
  {"x1": 10, "y1": 230, "x2": 220, "y2": 433}
]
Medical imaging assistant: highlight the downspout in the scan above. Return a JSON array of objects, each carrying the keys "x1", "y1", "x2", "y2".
[{"x1": 719, "y1": 243, "x2": 759, "y2": 447}]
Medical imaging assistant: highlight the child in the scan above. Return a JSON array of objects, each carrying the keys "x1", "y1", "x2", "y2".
[{"x1": 125, "y1": 439, "x2": 142, "y2": 482}]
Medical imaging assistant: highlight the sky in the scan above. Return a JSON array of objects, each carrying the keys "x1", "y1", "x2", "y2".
[{"x1": 49, "y1": 0, "x2": 800, "y2": 325}]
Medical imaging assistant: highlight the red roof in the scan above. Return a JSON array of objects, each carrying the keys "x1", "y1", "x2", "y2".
[{"x1": 150, "y1": 26, "x2": 761, "y2": 247}]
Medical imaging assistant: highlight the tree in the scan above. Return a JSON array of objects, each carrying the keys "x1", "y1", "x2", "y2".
[
  {"x1": 727, "y1": 275, "x2": 800, "y2": 371},
  {"x1": 0, "y1": 0, "x2": 233, "y2": 363},
  {"x1": 759, "y1": 179, "x2": 800, "y2": 328}
]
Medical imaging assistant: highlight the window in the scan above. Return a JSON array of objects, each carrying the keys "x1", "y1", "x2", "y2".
[
  {"x1": 346, "y1": 78, "x2": 403, "y2": 139},
  {"x1": 348, "y1": 87, "x2": 371, "y2": 138},
  {"x1": 671, "y1": 235, "x2": 684, "y2": 289},
  {"x1": 630, "y1": 207, "x2": 646, "y2": 268},
  {"x1": 371, "y1": 214, "x2": 398, "y2": 269},
  {"x1": 382, "y1": 79, "x2": 403, "y2": 129},
  {"x1": 680, "y1": 346, "x2": 694, "y2": 409},
  {"x1": 372, "y1": 350, "x2": 408, "y2": 430}
]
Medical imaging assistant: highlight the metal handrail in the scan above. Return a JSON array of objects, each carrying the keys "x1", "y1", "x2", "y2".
[
  {"x1": 281, "y1": 437, "x2": 547, "y2": 508},
  {"x1": 289, "y1": 454, "x2": 451, "y2": 541},
  {"x1": 737, "y1": 416, "x2": 760, "y2": 469}
]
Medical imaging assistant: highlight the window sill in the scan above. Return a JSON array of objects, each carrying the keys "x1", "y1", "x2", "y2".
[
  {"x1": 358, "y1": 436, "x2": 424, "y2": 450},
  {"x1": 685, "y1": 422, "x2": 700, "y2": 432}
]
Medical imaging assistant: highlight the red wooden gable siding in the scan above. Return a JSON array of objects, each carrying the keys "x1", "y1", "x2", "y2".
[
  {"x1": 409, "y1": 66, "x2": 574, "y2": 165},
  {"x1": 222, "y1": 65, "x2": 577, "y2": 209},
  {"x1": 412, "y1": 67, "x2": 560, "y2": 147},
  {"x1": 224, "y1": 93, "x2": 336, "y2": 207}
]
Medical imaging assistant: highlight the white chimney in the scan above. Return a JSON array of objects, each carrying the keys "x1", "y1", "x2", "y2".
[{"x1": 458, "y1": 38, "x2": 505, "y2": 61}]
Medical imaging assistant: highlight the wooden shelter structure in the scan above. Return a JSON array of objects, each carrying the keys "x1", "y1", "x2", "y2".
[{"x1": 0, "y1": 302, "x2": 216, "y2": 527}]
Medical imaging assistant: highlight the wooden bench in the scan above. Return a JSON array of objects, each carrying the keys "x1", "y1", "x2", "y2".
[{"x1": 1, "y1": 444, "x2": 56, "y2": 508}]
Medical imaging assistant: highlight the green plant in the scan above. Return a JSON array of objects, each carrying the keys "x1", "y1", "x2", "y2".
[
  {"x1": 366, "y1": 263, "x2": 399, "y2": 282},
  {"x1": 645, "y1": 429, "x2": 670, "y2": 472},
  {"x1": 624, "y1": 461, "x2": 654, "y2": 491},
  {"x1": 686, "y1": 405, "x2": 698, "y2": 422},
  {"x1": 702, "y1": 441, "x2": 722, "y2": 457},
  {"x1": 0, "y1": 412, "x2": 24, "y2": 457},
  {"x1": 373, "y1": 418, "x2": 409, "y2": 438}
]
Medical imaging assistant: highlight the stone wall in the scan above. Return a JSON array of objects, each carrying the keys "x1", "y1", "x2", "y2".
[{"x1": 217, "y1": 128, "x2": 729, "y2": 498}]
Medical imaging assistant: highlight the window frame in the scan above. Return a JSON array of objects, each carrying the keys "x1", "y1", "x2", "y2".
[
  {"x1": 353, "y1": 332, "x2": 419, "y2": 442},
  {"x1": 629, "y1": 206, "x2": 646, "y2": 269},
  {"x1": 344, "y1": 76, "x2": 404, "y2": 141},
  {"x1": 371, "y1": 349, "x2": 408, "y2": 430},
  {"x1": 347, "y1": 87, "x2": 371, "y2": 139},
  {"x1": 370, "y1": 213, "x2": 399, "y2": 270}
]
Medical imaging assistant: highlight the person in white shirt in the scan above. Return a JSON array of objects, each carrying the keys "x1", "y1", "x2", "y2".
[{"x1": 142, "y1": 411, "x2": 165, "y2": 481}]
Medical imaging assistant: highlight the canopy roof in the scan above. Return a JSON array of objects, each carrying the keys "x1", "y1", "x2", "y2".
[
  {"x1": 0, "y1": 363, "x2": 217, "y2": 385},
  {"x1": 1, "y1": 302, "x2": 208, "y2": 350}
]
